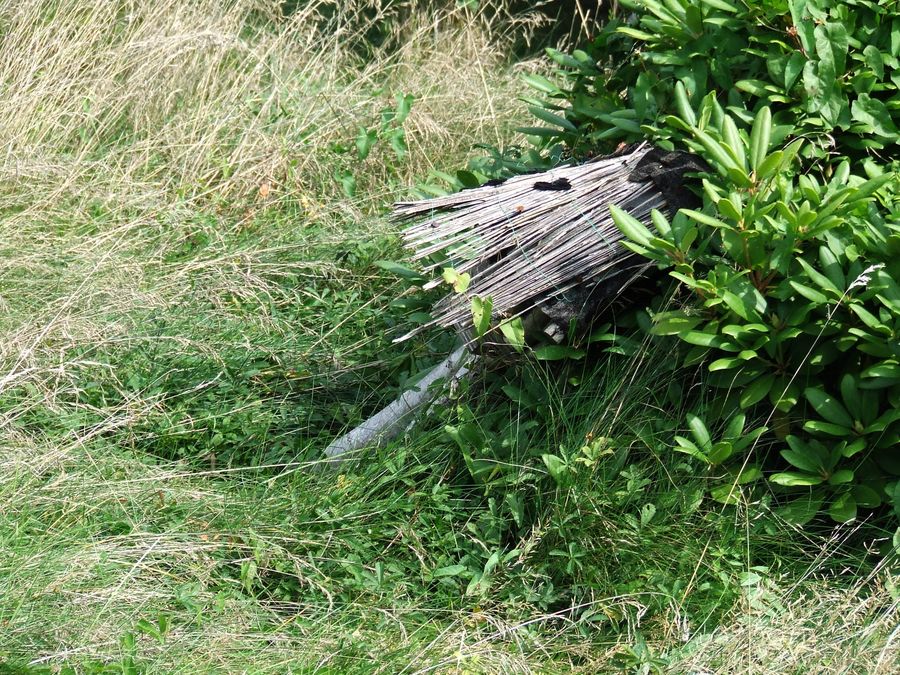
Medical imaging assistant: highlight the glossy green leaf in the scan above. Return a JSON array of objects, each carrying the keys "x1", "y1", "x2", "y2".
[
  {"x1": 610, "y1": 204, "x2": 654, "y2": 246},
  {"x1": 521, "y1": 73, "x2": 562, "y2": 95},
  {"x1": 776, "y1": 491, "x2": 825, "y2": 525},
  {"x1": 674, "y1": 435, "x2": 709, "y2": 463},
  {"x1": 803, "y1": 420, "x2": 855, "y2": 436},
  {"x1": 789, "y1": 281, "x2": 828, "y2": 304},
  {"x1": 781, "y1": 448, "x2": 821, "y2": 474},
  {"x1": 470, "y1": 296, "x2": 492, "y2": 338},
  {"x1": 534, "y1": 345, "x2": 584, "y2": 361},
  {"x1": 498, "y1": 317, "x2": 525, "y2": 353},
  {"x1": 528, "y1": 105, "x2": 578, "y2": 132},
  {"x1": 828, "y1": 469, "x2": 854, "y2": 486},
  {"x1": 674, "y1": 81, "x2": 697, "y2": 127},
  {"x1": 804, "y1": 387, "x2": 853, "y2": 428},
  {"x1": 829, "y1": 492, "x2": 857, "y2": 523},
  {"x1": 740, "y1": 373, "x2": 775, "y2": 409},
  {"x1": 851, "y1": 94, "x2": 899, "y2": 139},
  {"x1": 687, "y1": 414, "x2": 712, "y2": 452},
  {"x1": 708, "y1": 441, "x2": 734, "y2": 464},
  {"x1": 749, "y1": 106, "x2": 772, "y2": 172},
  {"x1": 770, "y1": 471, "x2": 824, "y2": 486}
]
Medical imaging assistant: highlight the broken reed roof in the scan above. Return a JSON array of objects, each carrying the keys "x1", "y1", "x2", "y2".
[{"x1": 394, "y1": 144, "x2": 704, "y2": 340}]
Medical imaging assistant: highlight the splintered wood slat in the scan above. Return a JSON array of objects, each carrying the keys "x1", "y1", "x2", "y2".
[{"x1": 394, "y1": 145, "x2": 668, "y2": 340}]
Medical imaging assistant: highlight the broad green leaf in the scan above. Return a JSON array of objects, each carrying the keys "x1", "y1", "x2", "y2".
[
  {"x1": 849, "y1": 172, "x2": 894, "y2": 202},
  {"x1": 776, "y1": 491, "x2": 825, "y2": 525},
  {"x1": 851, "y1": 94, "x2": 899, "y2": 139},
  {"x1": 722, "y1": 290, "x2": 755, "y2": 321},
  {"x1": 863, "y1": 45, "x2": 884, "y2": 79},
  {"x1": 545, "y1": 47, "x2": 585, "y2": 69},
  {"x1": 829, "y1": 492, "x2": 857, "y2": 523},
  {"x1": 708, "y1": 441, "x2": 734, "y2": 464},
  {"x1": 617, "y1": 27, "x2": 657, "y2": 41},
  {"x1": 828, "y1": 469, "x2": 854, "y2": 486},
  {"x1": 699, "y1": 0, "x2": 737, "y2": 11},
  {"x1": 814, "y1": 22, "x2": 848, "y2": 75},
  {"x1": 852, "y1": 484, "x2": 881, "y2": 508},
  {"x1": 818, "y1": 245, "x2": 845, "y2": 291},
  {"x1": 724, "y1": 413, "x2": 746, "y2": 439},
  {"x1": 693, "y1": 127, "x2": 744, "y2": 178},
  {"x1": 687, "y1": 414, "x2": 712, "y2": 452},
  {"x1": 862, "y1": 362, "x2": 900, "y2": 379},
  {"x1": 395, "y1": 93, "x2": 415, "y2": 124},
  {"x1": 749, "y1": 106, "x2": 772, "y2": 172},
  {"x1": 803, "y1": 420, "x2": 855, "y2": 436},
  {"x1": 534, "y1": 345, "x2": 584, "y2": 361},
  {"x1": 849, "y1": 304, "x2": 889, "y2": 333},
  {"x1": 610, "y1": 204, "x2": 653, "y2": 246},
  {"x1": 710, "y1": 483, "x2": 741, "y2": 505},
  {"x1": 542, "y1": 453, "x2": 568, "y2": 483},
  {"x1": 740, "y1": 373, "x2": 775, "y2": 408},
  {"x1": 651, "y1": 315, "x2": 703, "y2": 335},
  {"x1": 784, "y1": 53, "x2": 806, "y2": 90},
  {"x1": 733, "y1": 464, "x2": 763, "y2": 483},
  {"x1": 521, "y1": 73, "x2": 562, "y2": 95},
  {"x1": 684, "y1": 330, "x2": 742, "y2": 351},
  {"x1": 470, "y1": 296, "x2": 492, "y2": 338},
  {"x1": 517, "y1": 126, "x2": 564, "y2": 139},
  {"x1": 770, "y1": 471, "x2": 824, "y2": 486},
  {"x1": 432, "y1": 564, "x2": 468, "y2": 578},
  {"x1": 674, "y1": 435, "x2": 709, "y2": 463},
  {"x1": 789, "y1": 281, "x2": 828, "y2": 304},
  {"x1": 374, "y1": 260, "x2": 424, "y2": 282},
  {"x1": 796, "y1": 258, "x2": 840, "y2": 294},
  {"x1": 709, "y1": 357, "x2": 746, "y2": 371},
  {"x1": 781, "y1": 448, "x2": 821, "y2": 474},
  {"x1": 356, "y1": 127, "x2": 377, "y2": 160},
  {"x1": 650, "y1": 208, "x2": 672, "y2": 237},
  {"x1": 840, "y1": 374, "x2": 862, "y2": 422},
  {"x1": 528, "y1": 105, "x2": 578, "y2": 132},
  {"x1": 804, "y1": 387, "x2": 853, "y2": 428},
  {"x1": 680, "y1": 209, "x2": 729, "y2": 229},
  {"x1": 498, "y1": 317, "x2": 525, "y2": 353},
  {"x1": 733, "y1": 427, "x2": 767, "y2": 454},
  {"x1": 674, "y1": 81, "x2": 697, "y2": 127},
  {"x1": 842, "y1": 438, "x2": 867, "y2": 458},
  {"x1": 442, "y1": 267, "x2": 471, "y2": 293},
  {"x1": 756, "y1": 150, "x2": 785, "y2": 180},
  {"x1": 455, "y1": 170, "x2": 481, "y2": 189},
  {"x1": 736, "y1": 79, "x2": 776, "y2": 98}
]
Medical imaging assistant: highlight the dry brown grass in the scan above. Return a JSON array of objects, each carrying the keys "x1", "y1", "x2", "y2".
[
  {"x1": 0, "y1": 0, "x2": 539, "y2": 433},
  {"x1": 669, "y1": 563, "x2": 900, "y2": 674},
  {"x1": 0, "y1": 0, "x2": 539, "y2": 220},
  {"x1": 0, "y1": 1, "x2": 556, "y2": 670}
]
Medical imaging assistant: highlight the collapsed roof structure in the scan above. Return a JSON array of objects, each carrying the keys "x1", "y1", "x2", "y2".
[
  {"x1": 324, "y1": 145, "x2": 706, "y2": 462},
  {"x1": 393, "y1": 143, "x2": 706, "y2": 342}
]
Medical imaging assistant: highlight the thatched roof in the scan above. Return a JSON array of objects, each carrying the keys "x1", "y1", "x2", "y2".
[{"x1": 394, "y1": 144, "x2": 704, "y2": 340}]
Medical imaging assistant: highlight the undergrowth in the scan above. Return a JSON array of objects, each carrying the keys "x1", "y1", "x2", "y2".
[{"x1": 0, "y1": 1, "x2": 897, "y2": 673}]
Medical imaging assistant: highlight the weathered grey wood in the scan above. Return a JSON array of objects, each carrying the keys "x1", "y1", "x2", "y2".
[
  {"x1": 323, "y1": 345, "x2": 474, "y2": 466},
  {"x1": 393, "y1": 145, "x2": 671, "y2": 340},
  {"x1": 322, "y1": 146, "x2": 705, "y2": 463}
]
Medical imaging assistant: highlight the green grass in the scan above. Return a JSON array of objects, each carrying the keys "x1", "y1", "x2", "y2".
[{"x1": 0, "y1": 1, "x2": 898, "y2": 673}]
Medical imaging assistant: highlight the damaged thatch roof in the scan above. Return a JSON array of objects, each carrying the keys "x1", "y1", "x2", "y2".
[{"x1": 394, "y1": 144, "x2": 705, "y2": 340}]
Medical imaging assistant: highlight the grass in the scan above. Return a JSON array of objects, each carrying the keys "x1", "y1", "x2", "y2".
[{"x1": 0, "y1": 1, "x2": 898, "y2": 672}]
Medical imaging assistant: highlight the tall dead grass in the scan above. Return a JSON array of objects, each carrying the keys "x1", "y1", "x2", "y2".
[
  {"x1": 0, "y1": 0, "x2": 539, "y2": 434},
  {"x1": 0, "y1": 5, "x2": 547, "y2": 667},
  {"x1": 0, "y1": 0, "x2": 537, "y2": 220}
]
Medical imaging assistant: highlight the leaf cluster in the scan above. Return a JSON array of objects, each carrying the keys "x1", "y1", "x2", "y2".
[
  {"x1": 520, "y1": 0, "x2": 900, "y2": 162},
  {"x1": 516, "y1": 0, "x2": 900, "y2": 524},
  {"x1": 613, "y1": 100, "x2": 899, "y2": 523}
]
